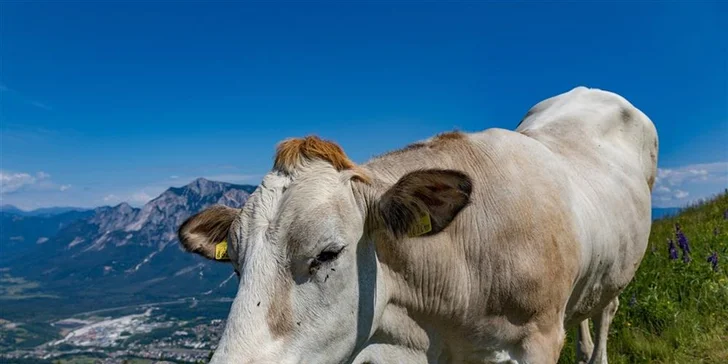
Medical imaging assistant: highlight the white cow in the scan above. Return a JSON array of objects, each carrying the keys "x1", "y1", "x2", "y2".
[{"x1": 178, "y1": 86, "x2": 658, "y2": 363}]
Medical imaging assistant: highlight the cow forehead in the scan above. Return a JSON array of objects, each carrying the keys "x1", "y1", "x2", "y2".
[
  {"x1": 237, "y1": 172, "x2": 291, "y2": 233},
  {"x1": 236, "y1": 168, "x2": 356, "y2": 249}
]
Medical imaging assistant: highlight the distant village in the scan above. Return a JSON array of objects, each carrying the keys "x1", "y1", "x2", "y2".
[{"x1": 1, "y1": 308, "x2": 225, "y2": 363}]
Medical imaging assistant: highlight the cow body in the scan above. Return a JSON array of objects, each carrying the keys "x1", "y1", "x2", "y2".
[{"x1": 178, "y1": 86, "x2": 657, "y2": 363}]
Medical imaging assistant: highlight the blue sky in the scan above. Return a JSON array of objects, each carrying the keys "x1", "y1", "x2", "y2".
[{"x1": 1, "y1": 1, "x2": 726, "y2": 209}]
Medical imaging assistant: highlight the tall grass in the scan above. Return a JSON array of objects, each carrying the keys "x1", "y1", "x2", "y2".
[{"x1": 559, "y1": 191, "x2": 728, "y2": 363}]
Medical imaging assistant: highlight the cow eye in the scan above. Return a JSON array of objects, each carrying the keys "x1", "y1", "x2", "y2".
[
  {"x1": 309, "y1": 246, "x2": 344, "y2": 274},
  {"x1": 316, "y1": 246, "x2": 345, "y2": 263},
  {"x1": 316, "y1": 250, "x2": 340, "y2": 263}
]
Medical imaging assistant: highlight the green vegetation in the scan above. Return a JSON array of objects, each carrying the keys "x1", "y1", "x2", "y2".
[
  {"x1": 559, "y1": 191, "x2": 728, "y2": 363},
  {"x1": 4, "y1": 359, "x2": 53, "y2": 364},
  {"x1": 0, "y1": 274, "x2": 60, "y2": 300},
  {"x1": 0, "y1": 321, "x2": 61, "y2": 352}
]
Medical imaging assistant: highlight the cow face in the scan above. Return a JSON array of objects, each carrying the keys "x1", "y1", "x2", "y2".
[{"x1": 178, "y1": 159, "x2": 471, "y2": 363}]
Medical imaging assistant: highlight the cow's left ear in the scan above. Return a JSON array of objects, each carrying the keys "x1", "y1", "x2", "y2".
[
  {"x1": 377, "y1": 169, "x2": 472, "y2": 239},
  {"x1": 178, "y1": 205, "x2": 238, "y2": 262}
]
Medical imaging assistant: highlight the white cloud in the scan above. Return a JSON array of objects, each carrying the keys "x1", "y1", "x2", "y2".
[
  {"x1": 36, "y1": 171, "x2": 51, "y2": 180},
  {"x1": 0, "y1": 171, "x2": 37, "y2": 193},
  {"x1": 655, "y1": 162, "x2": 727, "y2": 187},
  {"x1": 103, "y1": 194, "x2": 119, "y2": 202},
  {"x1": 674, "y1": 190, "x2": 689, "y2": 199},
  {"x1": 0, "y1": 170, "x2": 57, "y2": 194},
  {"x1": 0, "y1": 170, "x2": 72, "y2": 195},
  {"x1": 170, "y1": 175, "x2": 179, "y2": 179},
  {"x1": 652, "y1": 162, "x2": 728, "y2": 207},
  {"x1": 655, "y1": 185, "x2": 670, "y2": 193},
  {"x1": 130, "y1": 192, "x2": 152, "y2": 203}
]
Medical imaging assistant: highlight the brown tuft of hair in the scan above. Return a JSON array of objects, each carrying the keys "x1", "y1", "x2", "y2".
[
  {"x1": 432, "y1": 130, "x2": 465, "y2": 143},
  {"x1": 273, "y1": 135, "x2": 370, "y2": 182}
]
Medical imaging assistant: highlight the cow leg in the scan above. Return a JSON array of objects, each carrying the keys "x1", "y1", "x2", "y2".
[
  {"x1": 518, "y1": 322, "x2": 565, "y2": 364},
  {"x1": 576, "y1": 319, "x2": 594, "y2": 364},
  {"x1": 588, "y1": 297, "x2": 619, "y2": 364}
]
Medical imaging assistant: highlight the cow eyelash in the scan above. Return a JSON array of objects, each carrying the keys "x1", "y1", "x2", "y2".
[
  {"x1": 308, "y1": 246, "x2": 345, "y2": 275},
  {"x1": 316, "y1": 250, "x2": 340, "y2": 263},
  {"x1": 312, "y1": 246, "x2": 344, "y2": 267}
]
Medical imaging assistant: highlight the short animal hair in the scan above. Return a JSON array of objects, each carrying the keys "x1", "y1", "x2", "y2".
[{"x1": 273, "y1": 135, "x2": 370, "y2": 183}]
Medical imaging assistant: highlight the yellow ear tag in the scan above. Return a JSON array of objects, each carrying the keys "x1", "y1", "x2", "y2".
[
  {"x1": 408, "y1": 213, "x2": 432, "y2": 237},
  {"x1": 215, "y1": 241, "x2": 229, "y2": 260}
]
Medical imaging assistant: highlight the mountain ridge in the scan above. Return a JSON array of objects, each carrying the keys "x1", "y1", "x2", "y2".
[
  {"x1": 0, "y1": 205, "x2": 91, "y2": 217},
  {"x1": 0, "y1": 178, "x2": 257, "y2": 320}
]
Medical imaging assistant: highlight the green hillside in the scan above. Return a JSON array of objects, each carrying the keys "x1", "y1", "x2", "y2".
[{"x1": 560, "y1": 190, "x2": 728, "y2": 363}]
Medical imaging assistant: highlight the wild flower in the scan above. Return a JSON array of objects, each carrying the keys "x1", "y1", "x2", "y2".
[
  {"x1": 675, "y1": 223, "x2": 692, "y2": 262},
  {"x1": 629, "y1": 293, "x2": 637, "y2": 307},
  {"x1": 707, "y1": 252, "x2": 719, "y2": 272},
  {"x1": 723, "y1": 208, "x2": 728, "y2": 220},
  {"x1": 668, "y1": 239, "x2": 678, "y2": 260}
]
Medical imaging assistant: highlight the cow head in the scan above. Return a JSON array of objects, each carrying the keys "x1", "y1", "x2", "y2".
[{"x1": 178, "y1": 135, "x2": 472, "y2": 363}]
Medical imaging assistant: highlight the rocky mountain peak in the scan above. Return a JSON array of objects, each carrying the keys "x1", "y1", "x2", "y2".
[
  {"x1": 167, "y1": 177, "x2": 224, "y2": 197},
  {"x1": 114, "y1": 202, "x2": 135, "y2": 213}
]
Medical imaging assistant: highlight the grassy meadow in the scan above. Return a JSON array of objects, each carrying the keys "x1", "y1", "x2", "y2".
[{"x1": 559, "y1": 191, "x2": 728, "y2": 363}]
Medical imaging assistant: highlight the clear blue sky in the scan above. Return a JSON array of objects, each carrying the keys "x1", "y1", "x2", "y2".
[{"x1": 1, "y1": 1, "x2": 726, "y2": 209}]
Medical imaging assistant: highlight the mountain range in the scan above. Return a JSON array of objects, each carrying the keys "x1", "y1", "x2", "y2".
[
  {"x1": 0, "y1": 178, "x2": 684, "y2": 321},
  {"x1": 0, "y1": 205, "x2": 91, "y2": 217},
  {"x1": 0, "y1": 178, "x2": 255, "y2": 320}
]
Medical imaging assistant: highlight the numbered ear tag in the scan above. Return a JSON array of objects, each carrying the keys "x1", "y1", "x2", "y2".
[
  {"x1": 408, "y1": 213, "x2": 432, "y2": 237},
  {"x1": 215, "y1": 241, "x2": 229, "y2": 260}
]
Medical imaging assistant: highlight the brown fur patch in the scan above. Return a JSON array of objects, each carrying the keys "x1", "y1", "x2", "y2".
[
  {"x1": 647, "y1": 173, "x2": 655, "y2": 191},
  {"x1": 620, "y1": 108, "x2": 632, "y2": 123},
  {"x1": 266, "y1": 271, "x2": 294, "y2": 337},
  {"x1": 371, "y1": 131, "x2": 465, "y2": 160},
  {"x1": 273, "y1": 135, "x2": 370, "y2": 183},
  {"x1": 647, "y1": 139, "x2": 658, "y2": 191},
  {"x1": 432, "y1": 131, "x2": 465, "y2": 143}
]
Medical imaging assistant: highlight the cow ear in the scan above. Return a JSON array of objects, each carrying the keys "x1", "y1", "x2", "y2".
[
  {"x1": 377, "y1": 169, "x2": 472, "y2": 239},
  {"x1": 178, "y1": 205, "x2": 238, "y2": 262}
]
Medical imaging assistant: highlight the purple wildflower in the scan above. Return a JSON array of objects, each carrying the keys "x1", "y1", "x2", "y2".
[
  {"x1": 724, "y1": 209, "x2": 728, "y2": 220},
  {"x1": 707, "y1": 252, "x2": 719, "y2": 272},
  {"x1": 668, "y1": 239, "x2": 678, "y2": 260},
  {"x1": 629, "y1": 293, "x2": 637, "y2": 307},
  {"x1": 675, "y1": 223, "x2": 692, "y2": 262}
]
